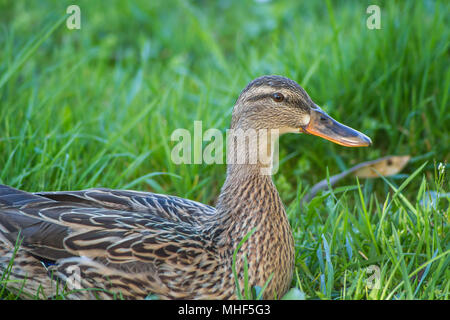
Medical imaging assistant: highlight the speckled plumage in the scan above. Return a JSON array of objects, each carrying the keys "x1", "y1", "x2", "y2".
[
  {"x1": 0, "y1": 75, "x2": 369, "y2": 299},
  {"x1": 0, "y1": 179, "x2": 292, "y2": 299}
]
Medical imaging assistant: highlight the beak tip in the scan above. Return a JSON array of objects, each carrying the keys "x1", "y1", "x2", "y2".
[{"x1": 364, "y1": 136, "x2": 373, "y2": 147}]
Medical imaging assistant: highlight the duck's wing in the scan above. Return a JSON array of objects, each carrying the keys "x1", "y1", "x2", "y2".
[
  {"x1": 35, "y1": 188, "x2": 216, "y2": 225},
  {"x1": 0, "y1": 185, "x2": 221, "y2": 299}
]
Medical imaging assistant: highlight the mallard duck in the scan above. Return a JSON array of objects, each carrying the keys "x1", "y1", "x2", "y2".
[{"x1": 0, "y1": 75, "x2": 371, "y2": 299}]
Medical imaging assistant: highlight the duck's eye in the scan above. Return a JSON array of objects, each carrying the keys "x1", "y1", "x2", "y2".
[{"x1": 272, "y1": 92, "x2": 284, "y2": 102}]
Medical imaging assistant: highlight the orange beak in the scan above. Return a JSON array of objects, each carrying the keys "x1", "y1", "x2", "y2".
[{"x1": 300, "y1": 107, "x2": 372, "y2": 147}]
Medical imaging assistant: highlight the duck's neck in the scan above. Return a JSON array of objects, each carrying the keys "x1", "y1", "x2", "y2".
[
  {"x1": 214, "y1": 127, "x2": 285, "y2": 243},
  {"x1": 216, "y1": 126, "x2": 282, "y2": 230},
  {"x1": 217, "y1": 166, "x2": 280, "y2": 212},
  {"x1": 213, "y1": 162, "x2": 294, "y2": 298},
  {"x1": 215, "y1": 165, "x2": 286, "y2": 245}
]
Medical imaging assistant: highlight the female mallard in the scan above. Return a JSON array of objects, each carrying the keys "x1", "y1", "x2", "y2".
[{"x1": 0, "y1": 75, "x2": 371, "y2": 299}]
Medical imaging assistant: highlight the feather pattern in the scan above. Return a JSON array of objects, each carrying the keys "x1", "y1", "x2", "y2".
[{"x1": 0, "y1": 179, "x2": 291, "y2": 299}]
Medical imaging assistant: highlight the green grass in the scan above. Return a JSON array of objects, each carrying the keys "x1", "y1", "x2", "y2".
[{"x1": 0, "y1": 0, "x2": 449, "y2": 299}]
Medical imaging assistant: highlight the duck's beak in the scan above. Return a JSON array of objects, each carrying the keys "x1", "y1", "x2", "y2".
[{"x1": 300, "y1": 107, "x2": 372, "y2": 147}]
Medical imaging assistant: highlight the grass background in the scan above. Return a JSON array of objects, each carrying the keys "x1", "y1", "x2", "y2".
[{"x1": 0, "y1": 0, "x2": 448, "y2": 299}]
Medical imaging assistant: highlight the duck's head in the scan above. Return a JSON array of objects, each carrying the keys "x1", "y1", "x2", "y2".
[{"x1": 232, "y1": 75, "x2": 372, "y2": 147}]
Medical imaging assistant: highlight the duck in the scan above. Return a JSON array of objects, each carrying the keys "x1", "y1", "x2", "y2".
[{"x1": 0, "y1": 75, "x2": 371, "y2": 299}]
